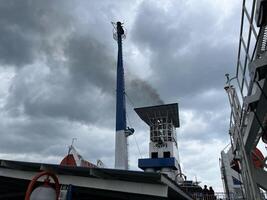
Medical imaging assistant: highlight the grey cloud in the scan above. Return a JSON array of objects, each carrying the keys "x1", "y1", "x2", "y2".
[
  {"x1": 0, "y1": 104, "x2": 116, "y2": 166},
  {"x1": 179, "y1": 89, "x2": 230, "y2": 112},
  {"x1": 132, "y1": 0, "x2": 239, "y2": 98},
  {"x1": 0, "y1": 116, "x2": 71, "y2": 155},
  {"x1": 0, "y1": 0, "x2": 73, "y2": 67},
  {"x1": 5, "y1": 64, "x2": 116, "y2": 127},
  {"x1": 0, "y1": 0, "x2": 163, "y2": 127},
  {"x1": 179, "y1": 110, "x2": 230, "y2": 141},
  {"x1": 0, "y1": 0, "x2": 242, "y2": 191},
  {"x1": 64, "y1": 32, "x2": 116, "y2": 93},
  {"x1": 0, "y1": 27, "x2": 34, "y2": 66}
]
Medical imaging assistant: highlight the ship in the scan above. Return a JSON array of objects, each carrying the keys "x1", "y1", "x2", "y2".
[
  {"x1": 0, "y1": 1, "x2": 266, "y2": 200},
  {"x1": 220, "y1": 0, "x2": 267, "y2": 199}
]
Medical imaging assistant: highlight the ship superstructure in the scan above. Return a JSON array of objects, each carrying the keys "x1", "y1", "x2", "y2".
[
  {"x1": 135, "y1": 103, "x2": 183, "y2": 182},
  {"x1": 221, "y1": 0, "x2": 267, "y2": 199}
]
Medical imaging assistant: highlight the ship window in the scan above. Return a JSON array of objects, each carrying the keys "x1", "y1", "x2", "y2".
[
  {"x1": 163, "y1": 151, "x2": 170, "y2": 158},
  {"x1": 151, "y1": 152, "x2": 158, "y2": 158}
]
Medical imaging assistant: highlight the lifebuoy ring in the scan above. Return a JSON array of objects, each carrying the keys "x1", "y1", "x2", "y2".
[
  {"x1": 252, "y1": 148, "x2": 265, "y2": 169},
  {"x1": 25, "y1": 171, "x2": 60, "y2": 200}
]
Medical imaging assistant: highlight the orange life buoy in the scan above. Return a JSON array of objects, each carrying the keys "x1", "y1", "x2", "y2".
[{"x1": 252, "y1": 148, "x2": 265, "y2": 169}]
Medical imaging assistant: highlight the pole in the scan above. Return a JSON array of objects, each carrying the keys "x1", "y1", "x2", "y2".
[{"x1": 114, "y1": 22, "x2": 128, "y2": 169}]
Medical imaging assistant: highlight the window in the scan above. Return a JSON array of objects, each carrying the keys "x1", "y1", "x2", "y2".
[
  {"x1": 163, "y1": 151, "x2": 171, "y2": 158},
  {"x1": 151, "y1": 152, "x2": 158, "y2": 158}
]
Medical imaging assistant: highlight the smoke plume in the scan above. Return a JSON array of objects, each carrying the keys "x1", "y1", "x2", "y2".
[{"x1": 127, "y1": 78, "x2": 164, "y2": 107}]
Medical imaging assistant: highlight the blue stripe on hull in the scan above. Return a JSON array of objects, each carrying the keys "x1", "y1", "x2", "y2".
[{"x1": 138, "y1": 157, "x2": 178, "y2": 170}]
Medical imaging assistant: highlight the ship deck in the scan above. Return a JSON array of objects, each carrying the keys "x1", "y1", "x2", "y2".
[{"x1": 0, "y1": 159, "x2": 194, "y2": 200}]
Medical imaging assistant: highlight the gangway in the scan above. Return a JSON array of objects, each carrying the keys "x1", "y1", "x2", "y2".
[{"x1": 223, "y1": 0, "x2": 267, "y2": 199}]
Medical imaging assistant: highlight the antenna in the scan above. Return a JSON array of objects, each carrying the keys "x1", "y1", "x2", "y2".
[
  {"x1": 68, "y1": 138, "x2": 77, "y2": 154},
  {"x1": 71, "y1": 138, "x2": 77, "y2": 146},
  {"x1": 111, "y1": 21, "x2": 126, "y2": 41}
]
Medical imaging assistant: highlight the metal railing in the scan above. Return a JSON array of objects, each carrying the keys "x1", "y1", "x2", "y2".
[
  {"x1": 192, "y1": 192, "x2": 267, "y2": 200},
  {"x1": 191, "y1": 192, "x2": 242, "y2": 200}
]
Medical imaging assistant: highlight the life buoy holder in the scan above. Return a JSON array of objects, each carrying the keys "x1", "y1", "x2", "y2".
[
  {"x1": 230, "y1": 158, "x2": 241, "y2": 173},
  {"x1": 25, "y1": 171, "x2": 60, "y2": 200}
]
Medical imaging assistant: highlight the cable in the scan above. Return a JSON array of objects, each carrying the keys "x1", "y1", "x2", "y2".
[
  {"x1": 125, "y1": 104, "x2": 143, "y2": 159},
  {"x1": 125, "y1": 92, "x2": 136, "y2": 108},
  {"x1": 133, "y1": 134, "x2": 143, "y2": 159},
  {"x1": 125, "y1": 91, "x2": 143, "y2": 158}
]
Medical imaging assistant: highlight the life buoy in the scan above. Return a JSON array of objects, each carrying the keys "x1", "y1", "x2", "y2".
[
  {"x1": 25, "y1": 171, "x2": 60, "y2": 200},
  {"x1": 252, "y1": 148, "x2": 265, "y2": 169}
]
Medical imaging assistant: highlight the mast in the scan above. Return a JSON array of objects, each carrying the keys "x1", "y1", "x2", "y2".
[{"x1": 113, "y1": 22, "x2": 133, "y2": 169}]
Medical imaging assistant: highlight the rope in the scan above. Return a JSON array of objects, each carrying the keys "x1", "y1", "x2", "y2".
[
  {"x1": 125, "y1": 91, "x2": 143, "y2": 158},
  {"x1": 125, "y1": 92, "x2": 136, "y2": 108}
]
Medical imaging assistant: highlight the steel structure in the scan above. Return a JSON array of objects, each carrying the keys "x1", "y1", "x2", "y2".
[
  {"x1": 112, "y1": 22, "x2": 133, "y2": 170},
  {"x1": 220, "y1": 146, "x2": 244, "y2": 199},
  {"x1": 223, "y1": 0, "x2": 267, "y2": 199}
]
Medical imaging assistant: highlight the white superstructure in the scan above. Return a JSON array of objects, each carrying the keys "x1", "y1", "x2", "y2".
[{"x1": 135, "y1": 103, "x2": 183, "y2": 182}]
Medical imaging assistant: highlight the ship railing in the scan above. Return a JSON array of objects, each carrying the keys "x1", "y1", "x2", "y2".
[{"x1": 191, "y1": 192, "x2": 245, "y2": 200}]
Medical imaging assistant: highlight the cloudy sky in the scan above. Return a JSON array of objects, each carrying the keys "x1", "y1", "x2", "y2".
[{"x1": 0, "y1": 0, "x2": 244, "y2": 191}]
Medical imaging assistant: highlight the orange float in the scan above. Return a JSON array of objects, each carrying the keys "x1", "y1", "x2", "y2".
[{"x1": 252, "y1": 148, "x2": 265, "y2": 169}]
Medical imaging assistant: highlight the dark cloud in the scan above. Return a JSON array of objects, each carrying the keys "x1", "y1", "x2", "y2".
[
  {"x1": 0, "y1": 0, "x2": 243, "y2": 191},
  {"x1": 0, "y1": 0, "x2": 73, "y2": 67},
  {"x1": 1, "y1": 0, "x2": 162, "y2": 127},
  {"x1": 65, "y1": 32, "x2": 116, "y2": 93},
  {"x1": 132, "y1": 0, "x2": 240, "y2": 98},
  {"x1": 0, "y1": 115, "x2": 71, "y2": 155},
  {"x1": 5, "y1": 64, "x2": 116, "y2": 127}
]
